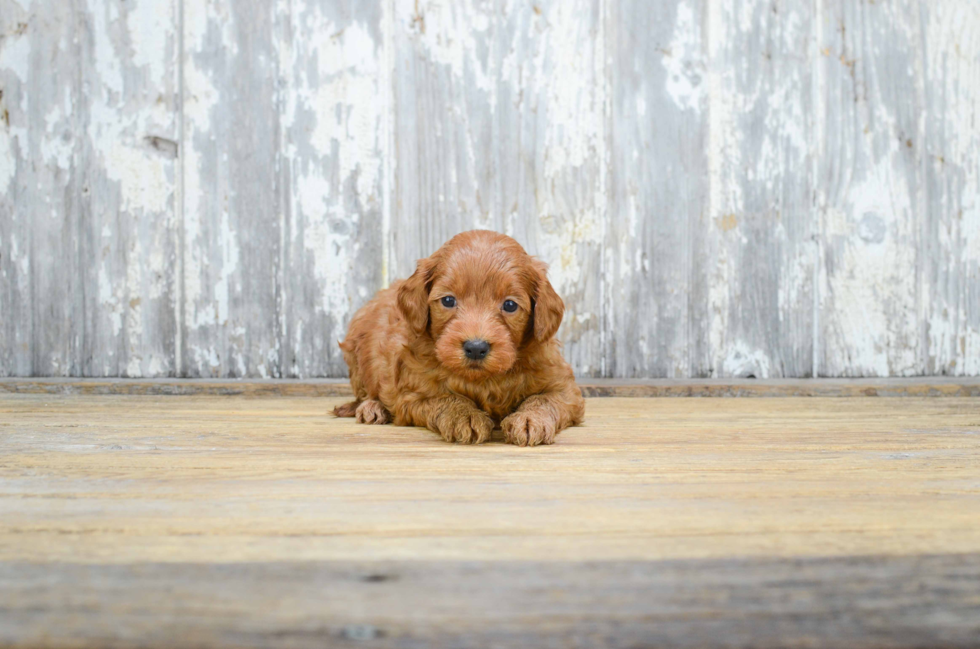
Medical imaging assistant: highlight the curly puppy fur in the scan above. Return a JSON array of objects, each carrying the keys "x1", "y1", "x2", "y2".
[{"x1": 334, "y1": 230, "x2": 585, "y2": 446}]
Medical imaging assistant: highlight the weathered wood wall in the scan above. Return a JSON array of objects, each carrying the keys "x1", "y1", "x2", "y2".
[{"x1": 1, "y1": 0, "x2": 978, "y2": 378}]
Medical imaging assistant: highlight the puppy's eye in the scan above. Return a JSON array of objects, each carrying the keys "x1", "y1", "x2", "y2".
[
  {"x1": 502, "y1": 300, "x2": 519, "y2": 313},
  {"x1": 440, "y1": 296, "x2": 456, "y2": 308}
]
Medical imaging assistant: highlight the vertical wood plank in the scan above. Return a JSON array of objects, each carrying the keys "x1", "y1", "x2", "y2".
[
  {"x1": 0, "y1": 1, "x2": 79, "y2": 376},
  {"x1": 0, "y1": 1, "x2": 32, "y2": 376},
  {"x1": 817, "y1": 1, "x2": 924, "y2": 377},
  {"x1": 494, "y1": 0, "x2": 605, "y2": 377},
  {"x1": 278, "y1": 0, "x2": 385, "y2": 378},
  {"x1": 181, "y1": 0, "x2": 281, "y2": 377},
  {"x1": 606, "y1": 0, "x2": 707, "y2": 378},
  {"x1": 703, "y1": 0, "x2": 815, "y2": 378},
  {"x1": 2, "y1": 0, "x2": 979, "y2": 380},
  {"x1": 76, "y1": 0, "x2": 179, "y2": 377},
  {"x1": 921, "y1": 1, "x2": 980, "y2": 376},
  {"x1": 391, "y1": 0, "x2": 604, "y2": 377},
  {"x1": 390, "y1": 0, "x2": 498, "y2": 280}
]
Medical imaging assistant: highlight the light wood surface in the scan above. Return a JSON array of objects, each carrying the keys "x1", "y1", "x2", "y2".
[
  {"x1": 3, "y1": 376, "x2": 980, "y2": 397},
  {"x1": 3, "y1": 394, "x2": 979, "y2": 564},
  {"x1": 0, "y1": 395, "x2": 980, "y2": 561},
  {"x1": 1, "y1": 393, "x2": 979, "y2": 646}
]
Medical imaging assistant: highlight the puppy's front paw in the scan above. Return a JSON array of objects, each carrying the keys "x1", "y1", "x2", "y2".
[
  {"x1": 502, "y1": 411, "x2": 558, "y2": 447},
  {"x1": 433, "y1": 406, "x2": 493, "y2": 445},
  {"x1": 355, "y1": 399, "x2": 390, "y2": 424}
]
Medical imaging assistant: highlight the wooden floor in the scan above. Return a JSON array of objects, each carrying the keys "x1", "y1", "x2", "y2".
[{"x1": 1, "y1": 390, "x2": 979, "y2": 647}]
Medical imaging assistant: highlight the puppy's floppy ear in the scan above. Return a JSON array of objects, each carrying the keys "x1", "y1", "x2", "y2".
[
  {"x1": 397, "y1": 257, "x2": 435, "y2": 333},
  {"x1": 531, "y1": 260, "x2": 564, "y2": 341}
]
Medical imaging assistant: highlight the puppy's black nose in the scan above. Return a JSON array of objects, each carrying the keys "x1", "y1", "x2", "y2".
[{"x1": 462, "y1": 339, "x2": 491, "y2": 361}]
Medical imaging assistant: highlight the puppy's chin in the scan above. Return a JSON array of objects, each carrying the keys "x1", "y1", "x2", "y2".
[
  {"x1": 434, "y1": 328, "x2": 517, "y2": 381},
  {"x1": 447, "y1": 362, "x2": 506, "y2": 383}
]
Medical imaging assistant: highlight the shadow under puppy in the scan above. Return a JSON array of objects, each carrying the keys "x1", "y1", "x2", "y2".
[{"x1": 334, "y1": 230, "x2": 584, "y2": 446}]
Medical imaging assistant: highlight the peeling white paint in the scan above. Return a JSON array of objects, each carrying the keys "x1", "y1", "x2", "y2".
[
  {"x1": 663, "y1": 2, "x2": 703, "y2": 112},
  {"x1": 91, "y1": 2, "x2": 124, "y2": 96},
  {"x1": 147, "y1": 246, "x2": 167, "y2": 300},
  {"x1": 509, "y1": 0, "x2": 603, "y2": 322},
  {"x1": 704, "y1": 3, "x2": 742, "y2": 224},
  {"x1": 275, "y1": 0, "x2": 389, "y2": 375},
  {"x1": 123, "y1": 233, "x2": 144, "y2": 375},
  {"x1": 537, "y1": 2, "x2": 600, "y2": 173},
  {"x1": 0, "y1": 21, "x2": 30, "y2": 80},
  {"x1": 78, "y1": 0, "x2": 179, "y2": 376},
  {"x1": 181, "y1": 9, "x2": 221, "y2": 325},
  {"x1": 211, "y1": 212, "x2": 240, "y2": 327},
  {"x1": 102, "y1": 142, "x2": 171, "y2": 213},
  {"x1": 0, "y1": 127, "x2": 14, "y2": 192},
  {"x1": 126, "y1": 0, "x2": 171, "y2": 85},
  {"x1": 407, "y1": 0, "x2": 493, "y2": 96},
  {"x1": 301, "y1": 201, "x2": 351, "y2": 318},
  {"x1": 921, "y1": 2, "x2": 980, "y2": 376},
  {"x1": 722, "y1": 341, "x2": 771, "y2": 378},
  {"x1": 4, "y1": 0, "x2": 980, "y2": 380},
  {"x1": 41, "y1": 107, "x2": 73, "y2": 170},
  {"x1": 823, "y1": 181, "x2": 918, "y2": 376},
  {"x1": 536, "y1": 211, "x2": 600, "y2": 296},
  {"x1": 708, "y1": 243, "x2": 730, "y2": 376},
  {"x1": 98, "y1": 264, "x2": 123, "y2": 337},
  {"x1": 146, "y1": 354, "x2": 166, "y2": 376},
  {"x1": 0, "y1": 10, "x2": 30, "y2": 198},
  {"x1": 309, "y1": 74, "x2": 381, "y2": 202}
]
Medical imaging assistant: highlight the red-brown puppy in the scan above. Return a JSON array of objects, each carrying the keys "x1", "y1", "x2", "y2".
[{"x1": 334, "y1": 230, "x2": 584, "y2": 446}]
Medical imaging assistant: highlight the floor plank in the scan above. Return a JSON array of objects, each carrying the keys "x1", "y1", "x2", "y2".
[
  {"x1": 3, "y1": 555, "x2": 979, "y2": 649},
  {"x1": 1, "y1": 394, "x2": 979, "y2": 646},
  {"x1": 2, "y1": 377, "x2": 980, "y2": 397}
]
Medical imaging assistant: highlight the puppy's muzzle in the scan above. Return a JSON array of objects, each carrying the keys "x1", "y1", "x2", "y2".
[{"x1": 462, "y1": 339, "x2": 491, "y2": 361}]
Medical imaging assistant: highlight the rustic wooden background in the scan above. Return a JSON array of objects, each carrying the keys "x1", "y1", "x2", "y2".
[{"x1": 1, "y1": 0, "x2": 977, "y2": 379}]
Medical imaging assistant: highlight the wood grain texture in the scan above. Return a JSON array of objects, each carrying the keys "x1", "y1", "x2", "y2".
[
  {"x1": 0, "y1": 393, "x2": 979, "y2": 647},
  {"x1": 76, "y1": 0, "x2": 180, "y2": 377},
  {"x1": 390, "y1": 0, "x2": 605, "y2": 375},
  {"x1": 278, "y1": 0, "x2": 385, "y2": 378},
  {"x1": 0, "y1": 1, "x2": 79, "y2": 376},
  {"x1": 1, "y1": 0, "x2": 178, "y2": 378},
  {"x1": 3, "y1": 0, "x2": 980, "y2": 380},
  {"x1": 606, "y1": 0, "x2": 706, "y2": 378},
  {"x1": 2, "y1": 555, "x2": 979, "y2": 649},
  {"x1": 704, "y1": 0, "x2": 815, "y2": 378},
  {"x1": 0, "y1": 2, "x2": 33, "y2": 377},
  {"x1": 389, "y1": 0, "x2": 496, "y2": 276},
  {"x1": 922, "y1": 2, "x2": 980, "y2": 376},
  {"x1": 1, "y1": 395, "x2": 979, "y2": 563},
  {"x1": 494, "y1": 0, "x2": 605, "y2": 378},
  {"x1": 181, "y1": 0, "x2": 282, "y2": 377},
  {"x1": 817, "y1": 1, "x2": 923, "y2": 377}
]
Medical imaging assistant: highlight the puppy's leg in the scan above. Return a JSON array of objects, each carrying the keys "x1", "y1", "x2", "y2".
[
  {"x1": 398, "y1": 396, "x2": 494, "y2": 444},
  {"x1": 502, "y1": 385, "x2": 585, "y2": 447},
  {"x1": 333, "y1": 401, "x2": 360, "y2": 417},
  {"x1": 336, "y1": 336, "x2": 369, "y2": 419},
  {"x1": 355, "y1": 399, "x2": 390, "y2": 424}
]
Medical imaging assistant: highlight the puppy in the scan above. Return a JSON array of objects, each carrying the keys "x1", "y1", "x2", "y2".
[{"x1": 334, "y1": 230, "x2": 584, "y2": 446}]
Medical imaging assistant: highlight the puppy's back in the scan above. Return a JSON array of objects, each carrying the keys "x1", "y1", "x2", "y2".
[{"x1": 340, "y1": 284, "x2": 408, "y2": 401}]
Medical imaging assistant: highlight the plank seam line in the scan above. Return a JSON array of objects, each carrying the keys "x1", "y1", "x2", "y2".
[
  {"x1": 810, "y1": 0, "x2": 824, "y2": 378},
  {"x1": 275, "y1": 0, "x2": 289, "y2": 378},
  {"x1": 598, "y1": 0, "x2": 609, "y2": 379},
  {"x1": 381, "y1": 0, "x2": 394, "y2": 289},
  {"x1": 914, "y1": 3, "x2": 930, "y2": 375},
  {"x1": 175, "y1": 0, "x2": 186, "y2": 378}
]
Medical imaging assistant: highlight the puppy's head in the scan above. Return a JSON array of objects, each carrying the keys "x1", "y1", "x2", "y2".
[{"x1": 397, "y1": 230, "x2": 564, "y2": 381}]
